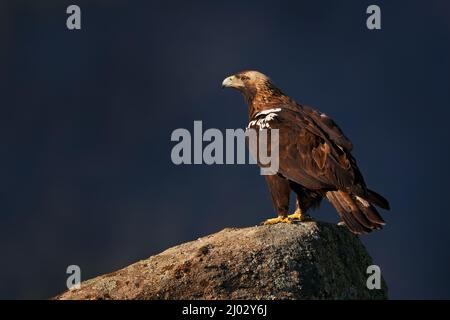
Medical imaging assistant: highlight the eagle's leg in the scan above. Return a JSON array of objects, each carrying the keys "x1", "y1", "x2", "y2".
[
  {"x1": 288, "y1": 198, "x2": 314, "y2": 222},
  {"x1": 287, "y1": 182, "x2": 317, "y2": 223},
  {"x1": 262, "y1": 175, "x2": 293, "y2": 225}
]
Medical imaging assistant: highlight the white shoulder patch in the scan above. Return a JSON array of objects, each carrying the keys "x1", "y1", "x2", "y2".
[
  {"x1": 255, "y1": 108, "x2": 282, "y2": 117},
  {"x1": 247, "y1": 108, "x2": 281, "y2": 130}
]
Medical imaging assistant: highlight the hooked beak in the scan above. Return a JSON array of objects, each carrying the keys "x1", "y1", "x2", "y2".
[{"x1": 222, "y1": 75, "x2": 243, "y2": 89}]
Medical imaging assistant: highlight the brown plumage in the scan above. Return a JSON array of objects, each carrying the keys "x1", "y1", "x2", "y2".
[{"x1": 222, "y1": 70, "x2": 390, "y2": 234}]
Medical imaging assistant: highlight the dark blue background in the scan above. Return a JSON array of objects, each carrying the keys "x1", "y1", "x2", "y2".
[{"x1": 1, "y1": 0, "x2": 449, "y2": 299}]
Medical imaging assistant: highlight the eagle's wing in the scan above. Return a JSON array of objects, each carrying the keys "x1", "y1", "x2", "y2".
[
  {"x1": 270, "y1": 108, "x2": 362, "y2": 193},
  {"x1": 300, "y1": 105, "x2": 353, "y2": 151}
]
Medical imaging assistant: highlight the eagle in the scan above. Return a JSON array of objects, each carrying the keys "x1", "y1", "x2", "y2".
[{"x1": 222, "y1": 70, "x2": 390, "y2": 234}]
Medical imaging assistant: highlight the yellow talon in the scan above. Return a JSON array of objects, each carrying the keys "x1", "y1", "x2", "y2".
[
  {"x1": 288, "y1": 209, "x2": 314, "y2": 222},
  {"x1": 262, "y1": 216, "x2": 293, "y2": 225},
  {"x1": 288, "y1": 211, "x2": 301, "y2": 220}
]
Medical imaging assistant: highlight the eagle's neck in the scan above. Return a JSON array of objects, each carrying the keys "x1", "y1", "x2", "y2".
[{"x1": 243, "y1": 82, "x2": 290, "y2": 119}]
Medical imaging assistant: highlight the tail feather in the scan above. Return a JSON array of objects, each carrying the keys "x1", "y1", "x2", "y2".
[
  {"x1": 356, "y1": 197, "x2": 386, "y2": 225},
  {"x1": 366, "y1": 189, "x2": 390, "y2": 210},
  {"x1": 336, "y1": 191, "x2": 374, "y2": 229},
  {"x1": 326, "y1": 191, "x2": 371, "y2": 234},
  {"x1": 326, "y1": 190, "x2": 387, "y2": 234}
]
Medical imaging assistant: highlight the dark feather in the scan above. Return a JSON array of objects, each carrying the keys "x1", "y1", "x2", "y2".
[{"x1": 367, "y1": 189, "x2": 391, "y2": 210}]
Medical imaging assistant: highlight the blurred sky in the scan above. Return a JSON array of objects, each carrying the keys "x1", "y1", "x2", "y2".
[{"x1": 0, "y1": 0, "x2": 450, "y2": 299}]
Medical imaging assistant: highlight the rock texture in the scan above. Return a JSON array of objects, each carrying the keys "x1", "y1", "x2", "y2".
[{"x1": 55, "y1": 222, "x2": 387, "y2": 300}]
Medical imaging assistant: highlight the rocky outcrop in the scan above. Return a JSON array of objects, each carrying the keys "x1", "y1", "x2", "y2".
[{"x1": 55, "y1": 222, "x2": 387, "y2": 300}]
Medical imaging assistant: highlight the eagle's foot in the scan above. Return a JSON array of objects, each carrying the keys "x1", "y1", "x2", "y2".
[
  {"x1": 262, "y1": 216, "x2": 293, "y2": 225},
  {"x1": 288, "y1": 210, "x2": 314, "y2": 222}
]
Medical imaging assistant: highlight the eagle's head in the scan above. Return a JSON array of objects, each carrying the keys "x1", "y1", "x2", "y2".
[
  {"x1": 222, "y1": 70, "x2": 272, "y2": 91},
  {"x1": 222, "y1": 70, "x2": 284, "y2": 109}
]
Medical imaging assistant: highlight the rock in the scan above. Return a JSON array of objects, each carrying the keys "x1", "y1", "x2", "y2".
[{"x1": 54, "y1": 222, "x2": 387, "y2": 300}]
